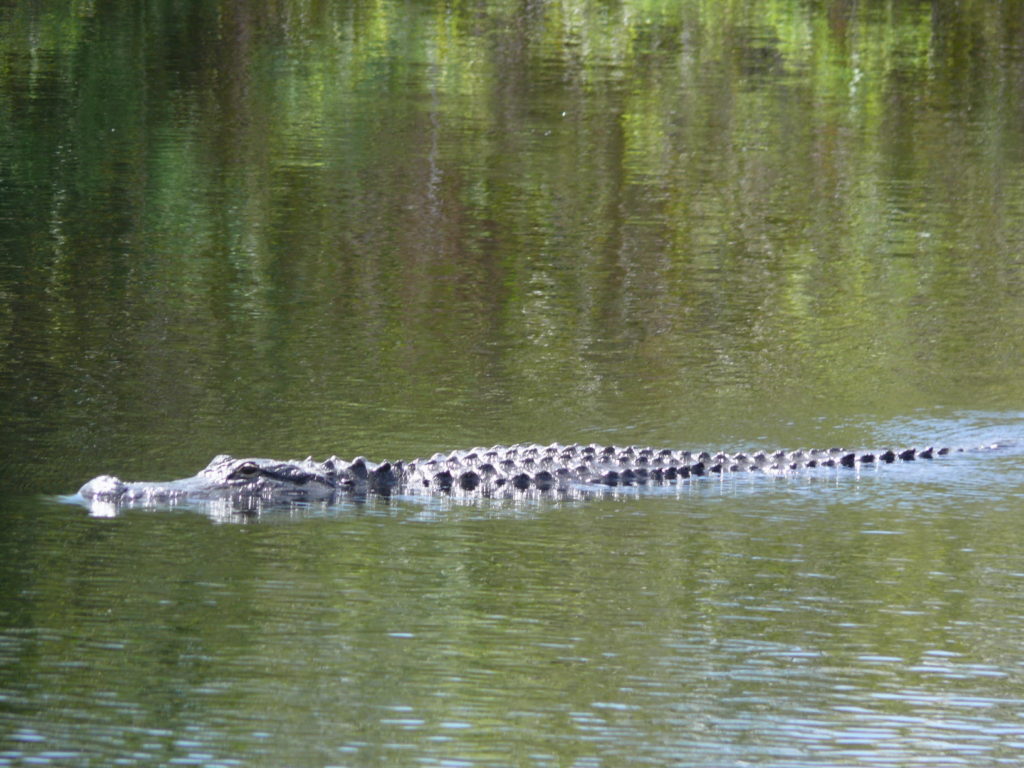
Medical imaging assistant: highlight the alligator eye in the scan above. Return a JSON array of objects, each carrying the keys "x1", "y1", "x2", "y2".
[{"x1": 232, "y1": 463, "x2": 260, "y2": 479}]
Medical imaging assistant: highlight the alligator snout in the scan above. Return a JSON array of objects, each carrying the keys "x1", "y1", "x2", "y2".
[{"x1": 78, "y1": 475, "x2": 127, "y2": 501}]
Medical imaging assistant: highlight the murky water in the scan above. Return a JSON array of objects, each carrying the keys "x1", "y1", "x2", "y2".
[{"x1": 2, "y1": 1, "x2": 1024, "y2": 765}]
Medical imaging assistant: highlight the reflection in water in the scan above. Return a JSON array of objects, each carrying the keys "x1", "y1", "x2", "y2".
[
  {"x1": 1, "y1": 0, "x2": 1023, "y2": 485},
  {"x1": 2, "y1": 1, "x2": 1024, "y2": 765}
]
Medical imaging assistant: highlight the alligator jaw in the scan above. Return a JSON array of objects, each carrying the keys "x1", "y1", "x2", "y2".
[{"x1": 77, "y1": 474, "x2": 207, "y2": 503}]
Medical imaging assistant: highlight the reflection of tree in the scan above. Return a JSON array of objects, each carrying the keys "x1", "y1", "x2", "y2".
[{"x1": 1, "y1": 0, "x2": 1023, "y2": 474}]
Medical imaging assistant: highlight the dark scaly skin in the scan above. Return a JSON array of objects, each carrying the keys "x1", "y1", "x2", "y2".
[{"x1": 77, "y1": 441, "x2": 965, "y2": 507}]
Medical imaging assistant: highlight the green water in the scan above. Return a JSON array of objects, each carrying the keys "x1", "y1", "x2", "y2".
[{"x1": 2, "y1": 0, "x2": 1024, "y2": 765}]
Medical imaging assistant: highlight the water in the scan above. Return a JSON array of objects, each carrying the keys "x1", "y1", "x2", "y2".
[
  {"x1": 2, "y1": 0, "x2": 1024, "y2": 765},
  {"x1": 5, "y1": 437, "x2": 1024, "y2": 766}
]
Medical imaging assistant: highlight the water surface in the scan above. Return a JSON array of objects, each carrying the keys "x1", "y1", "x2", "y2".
[{"x1": 2, "y1": 0, "x2": 1024, "y2": 765}]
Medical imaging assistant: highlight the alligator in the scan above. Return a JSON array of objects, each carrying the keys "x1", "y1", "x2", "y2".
[{"x1": 76, "y1": 441, "x2": 973, "y2": 509}]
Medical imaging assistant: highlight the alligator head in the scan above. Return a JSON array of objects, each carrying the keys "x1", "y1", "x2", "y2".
[{"x1": 77, "y1": 454, "x2": 340, "y2": 505}]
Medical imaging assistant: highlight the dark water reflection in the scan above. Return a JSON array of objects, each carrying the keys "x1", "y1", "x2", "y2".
[
  {"x1": 3, "y1": 0, "x2": 1024, "y2": 765},
  {"x1": 2, "y1": 0, "x2": 1023, "y2": 484}
]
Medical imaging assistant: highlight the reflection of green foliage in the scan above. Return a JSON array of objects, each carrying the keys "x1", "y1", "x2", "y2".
[
  {"x1": 1, "y1": 0, "x2": 1023, "y2": 467},
  {"x1": 3, "y1": 9, "x2": 1024, "y2": 762}
]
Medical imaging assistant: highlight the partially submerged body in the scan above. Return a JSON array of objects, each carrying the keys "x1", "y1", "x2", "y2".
[{"x1": 76, "y1": 441, "x2": 963, "y2": 511}]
